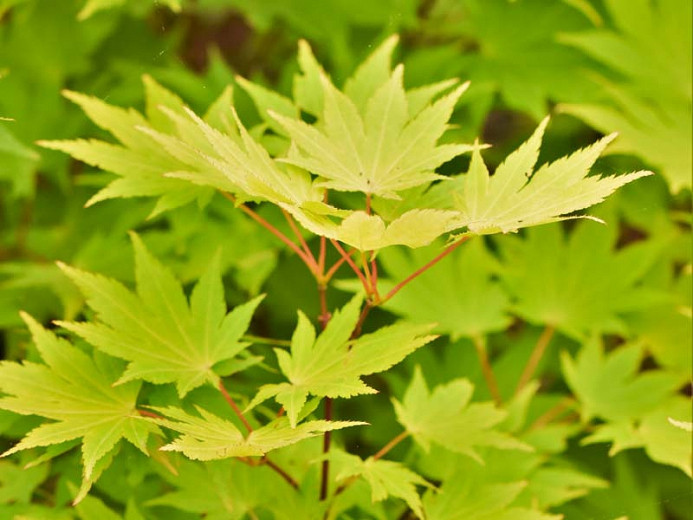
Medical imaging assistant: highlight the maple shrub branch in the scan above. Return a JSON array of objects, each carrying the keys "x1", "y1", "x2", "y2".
[
  {"x1": 472, "y1": 335, "x2": 503, "y2": 406},
  {"x1": 329, "y1": 239, "x2": 371, "y2": 295},
  {"x1": 281, "y1": 207, "x2": 318, "y2": 266},
  {"x1": 218, "y1": 379, "x2": 254, "y2": 433},
  {"x1": 516, "y1": 325, "x2": 556, "y2": 394},
  {"x1": 380, "y1": 235, "x2": 472, "y2": 304},
  {"x1": 221, "y1": 192, "x2": 317, "y2": 272}
]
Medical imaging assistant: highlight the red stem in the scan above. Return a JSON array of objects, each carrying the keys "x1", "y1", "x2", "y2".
[
  {"x1": 138, "y1": 409, "x2": 164, "y2": 419},
  {"x1": 472, "y1": 335, "x2": 502, "y2": 406},
  {"x1": 221, "y1": 192, "x2": 316, "y2": 271},
  {"x1": 324, "y1": 250, "x2": 353, "y2": 281},
  {"x1": 372, "y1": 431, "x2": 409, "y2": 461},
  {"x1": 381, "y1": 236, "x2": 471, "y2": 303},
  {"x1": 281, "y1": 207, "x2": 317, "y2": 266},
  {"x1": 218, "y1": 379, "x2": 253, "y2": 433},
  {"x1": 330, "y1": 239, "x2": 371, "y2": 294},
  {"x1": 265, "y1": 458, "x2": 300, "y2": 489}
]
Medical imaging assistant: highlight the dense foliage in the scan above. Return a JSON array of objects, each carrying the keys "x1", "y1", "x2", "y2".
[{"x1": 0, "y1": 1, "x2": 691, "y2": 519}]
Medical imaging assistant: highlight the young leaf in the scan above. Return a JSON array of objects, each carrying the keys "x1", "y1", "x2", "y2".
[
  {"x1": 333, "y1": 451, "x2": 432, "y2": 519},
  {"x1": 273, "y1": 39, "x2": 474, "y2": 198},
  {"x1": 57, "y1": 233, "x2": 263, "y2": 397},
  {"x1": 38, "y1": 79, "x2": 232, "y2": 215},
  {"x1": 151, "y1": 405, "x2": 363, "y2": 461},
  {"x1": 393, "y1": 367, "x2": 530, "y2": 461},
  {"x1": 0, "y1": 314, "x2": 157, "y2": 483},
  {"x1": 454, "y1": 119, "x2": 651, "y2": 234},
  {"x1": 248, "y1": 296, "x2": 437, "y2": 426}
]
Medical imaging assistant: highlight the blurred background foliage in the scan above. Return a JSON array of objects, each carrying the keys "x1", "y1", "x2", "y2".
[{"x1": 0, "y1": 0, "x2": 690, "y2": 518}]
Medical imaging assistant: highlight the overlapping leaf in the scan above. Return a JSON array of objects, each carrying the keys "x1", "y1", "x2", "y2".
[
  {"x1": 454, "y1": 117, "x2": 651, "y2": 234},
  {"x1": 57, "y1": 233, "x2": 263, "y2": 397},
  {"x1": 0, "y1": 314, "x2": 157, "y2": 486},
  {"x1": 333, "y1": 451, "x2": 432, "y2": 519},
  {"x1": 150, "y1": 405, "x2": 362, "y2": 461},
  {"x1": 393, "y1": 367, "x2": 530, "y2": 461},
  {"x1": 496, "y1": 211, "x2": 666, "y2": 338},
  {"x1": 559, "y1": 0, "x2": 692, "y2": 193},
  {"x1": 273, "y1": 35, "x2": 475, "y2": 198},
  {"x1": 248, "y1": 296, "x2": 436, "y2": 426}
]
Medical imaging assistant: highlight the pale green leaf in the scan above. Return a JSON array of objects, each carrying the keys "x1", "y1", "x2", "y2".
[
  {"x1": 152, "y1": 405, "x2": 363, "y2": 461},
  {"x1": 334, "y1": 451, "x2": 432, "y2": 519},
  {"x1": 393, "y1": 367, "x2": 531, "y2": 461},
  {"x1": 454, "y1": 120, "x2": 652, "y2": 234},
  {"x1": 250, "y1": 297, "x2": 436, "y2": 426},
  {"x1": 0, "y1": 314, "x2": 156, "y2": 484},
  {"x1": 57, "y1": 234, "x2": 263, "y2": 397}
]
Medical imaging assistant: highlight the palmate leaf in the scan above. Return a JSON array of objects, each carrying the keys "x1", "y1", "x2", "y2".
[
  {"x1": 0, "y1": 314, "x2": 157, "y2": 487},
  {"x1": 393, "y1": 367, "x2": 530, "y2": 462},
  {"x1": 454, "y1": 117, "x2": 652, "y2": 234},
  {"x1": 247, "y1": 296, "x2": 436, "y2": 426},
  {"x1": 57, "y1": 233, "x2": 262, "y2": 397},
  {"x1": 496, "y1": 212, "x2": 666, "y2": 338},
  {"x1": 272, "y1": 35, "x2": 475, "y2": 198},
  {"x1": 150, "y1": 406, "x2": 363, "y2": 461},
  {"x1": 38, "y1": 76, "x2": 235, "y2": 216},
  {"x1": 333, "y1": 451, "x2": 433, "y2": 519},
  {"x1": 561, "y1": 338, "x2": 680, "y2": 423}
]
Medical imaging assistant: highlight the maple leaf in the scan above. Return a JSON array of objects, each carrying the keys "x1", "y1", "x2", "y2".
[
  {"x1": 454, "y1": 117, "x2": 651, "y2": 234},
  {"x1": 333, "y1": 451, "x2": 433, "y2": 519},
  {"x1": 38, "y1": 76, "x2": 235, "y2": 216},
  {"x1": 0, "y1": 313, "x2": 158, "y2": 495},
  {"x1": 247, "y1": 296, "x2": 436, "y2": 426},
  {"x1": 496, "y1": 210, "x2": 666, "y2": 338},
  {"x1": 150, "y1": 405, "x2": 363, "y2": 461},
  {"x1": 57, "y1": 233, "x2": 263, "y2": 397},
  {"x1": 393, "y1": 367, "x2": 530, "y2": 461},
  {"x1": 559, "y1": 0, "x2": 692, "y2": 193},
  {"x1": 561, "y1": 339, "x2": 680, "y2": 423},
  {"x1": 272, "y1": 36, "x2": 474, "y2": 199}
]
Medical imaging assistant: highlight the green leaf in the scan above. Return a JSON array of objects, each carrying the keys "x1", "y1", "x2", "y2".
[
  {"x1": 38, "y1": 79, "x2": 225, "y2": 215},
  {"x1": 497, "y1": 215, "x2": 666, "y2": 338},
  {"x1": 393, "y1": 367, "x2": 531, "y2": 461},
  {"x1": 273, "y1": 39, "x2": 474, "y2": 198},
  {"x1": 151, "y1": 405, "x2": 363, "y2": 461},
  {"x1": 0, "y1": 459, "x2": 49, "y2": 504},
  {"x1": 561, "y1": 339, "x2": 680, "y2": 423},
  {"x1": 333, "y1": 451, "x2": 432, "y2": 519},
  {"x1": 424, "y1": 473, "x2": 558, "y2": 520},
  {"x1": 57, "y1": 233, "x2": 263, "y2": 397},
  {"x1": 583, "y1": 397, "x2": 692, "y2": 476},
  {"x1": 249, "y1": 297, "x2": 436, "y2": 426},
  {"x1": 0, "y1": 314, "x2": 156, "y2": 483},
  {"x1": 454, "y1": 119, "x2": 651, "y2": 234},
  {"x1": 148, "y1": 458, "x2": 299, "y2": 520},
  {"x1": 559, "y1": 0, "x2": 692, "y2": 193}
]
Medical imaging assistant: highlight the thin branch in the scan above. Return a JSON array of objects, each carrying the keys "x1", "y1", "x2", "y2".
[
  {"x1": 370, "y1": 252, "x2": 380, "y2": 301},
  {"x1": 528, "y1": 396, "x2": 576, "y2": 431},
  {"x1": 365, "y1": 192, "x2": 372, "y2": 214},
  {"x1": 324, "y1": 250, "x2": 354, "y2": 282},
  {"x1": 138, "y1": 409, "x2": 164, "y2": 419},
  {"x1": 351, "y1": 300, "x2": 372, "y2": 340},
  {"x1": 381, "y1": 236, "x2": 471, "y2": 304},
  {"x1": 472, "y1": 335, "x2": 502, "y2": 406},
  {"x1": 265, "y1": 458, "x2": 300, "y2": 489},
  {"x1": 281, "y1": 207, "x2": 317, "y2": 265},
  {"x1": 218, "y1": 379, "x2": 253, "y2": 433},
  {"x1": 372, "y1": 431, "x2": 409, "y2": 461},
  {"x1": 243, "y1": 334, "x2": 291, "y2": 347},
  {"x1": 515, "y1": 325, "x2": 556, "y2": 394},
  {"x1": 221, "y1": 192, "x2": 316, "y2": 271},
  {"x1": 320, "y1": 397, "x2": 333, "y2": 500},
  {"x1": 318, "y1": 283, "x2": 330, "y2": 329},
  {"x1": 319, "y1": 235, "x2": 327, "y2": 274},
  {"x1": 330, "y1": 239, "x2": 371, "y2": 294}
]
